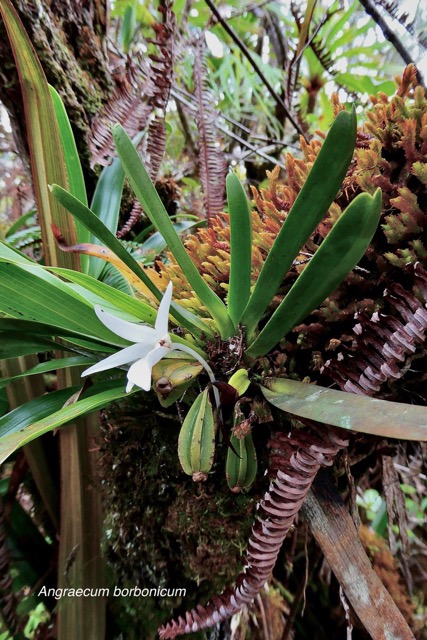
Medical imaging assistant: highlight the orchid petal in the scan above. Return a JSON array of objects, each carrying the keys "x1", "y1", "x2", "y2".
[
  {"x1": 94, "y1": 306, "x2": 156, "y2": 343},
  {"x1": 154, "y1": 281, "x2": 173, "y2": 336},
  {"x1": 82, "y1": 342, "x2": 152, "y2": 377},
  {"x1": 127, "y1": 345, "x2": 171, "y2": 392}
]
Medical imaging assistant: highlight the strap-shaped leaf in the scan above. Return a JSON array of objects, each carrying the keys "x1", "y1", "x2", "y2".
[
  {"x1": 262, "y1": 378, "x2": 427, "y2": 441},
  {"x1": 0, "y1": 356, "x2": 95, "y2": 390},
  {"x1": 112, "y1": 124, "x2": 235, "y2": 339},
  {"x1": 0, "y1": 381, "x2": 135, "y2": 464},
  {"x1": 88, "y1": 133, "x2": 144, "y2": 280},
  {"x1": 0, "y1": 260, "x2": 126, "y2": 345},
  {"x1": 0, "y1": 318, "x2": 115, "y2": 357},
  {"x1": 49, "y1": 86, "x2": 87, "y2": 206},
  {"x1": 0, "y1": 335, "x2": 61, "y2": 359},
  {"x1": 50, "y1": 185, "x2": 215, "y2": 339},
  {"x1": 0, "y1": 0, "x2": 79, "y2": 269},
  {"x1": 226, "y1": 173, "x2": 252, "y2": 325},
  {"x1": 247, "y1": 189, "x2": 382, "y2": 356},
  {"x1": 50, "y1": 85, "x2": 89, "y2": 272},
  {"x1": 49, "y1": 268, "x2": 156, "y2": 324},
  {"x1": 242, "y1": 108, "x2": 357, "y2": 338}
]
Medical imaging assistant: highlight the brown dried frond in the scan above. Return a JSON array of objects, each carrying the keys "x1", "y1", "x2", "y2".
[
  {"x1": 322, "y1": 264, "x2": 427, "y2": 395},
  {"x1": 90, "y1": 0, "x2": 175, "y2": 170},
  {"x1": 158, "y1": 427, "x2": 348, "y2": 638},
  {"x1": 193, "y1": 39, "x2": 227, "y2": 222},
  {"x1": 90, "y1": 55, "x2": 153, "y2": 167}
]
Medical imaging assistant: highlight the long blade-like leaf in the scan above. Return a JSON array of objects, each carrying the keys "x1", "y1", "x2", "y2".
[
  {"x1": 247, "y1": 190, "x2": 382, "y2": 356},
  {"x1": 88, "y1": 133, "x2": 144, "y2": 280},
  {"x1": 50, "y1": 185, "x2": 215, "y2": 338},
  {"x1": 242, "y1": 108, "x2": 357, "y2": 337},
  {"x1": 262, "y1": 378, "x2": 427, "y2": 441},
  {"x1": 49, "y1": 86, "x2": 87, "y2": 207},
  {"x1": 49, "y1": 268, "x2": 156, "y2": 324},
  {"x1": 0, "y1": 261, "x2": 127, "y2": 345},
  {"x1": 0, "y1": 335, "x2": 61, "y2": 359},
  {"x1": 0, "y1": 0, "x2": 79, "y2": 269},
  {"x1": 49, "y1": 85, "x2": 89, "y2": 271},
  {"x1": 226, "y1": 172, "x2": 252, "y2": 325},
  {"x1": 112, "y1": 124, "x2": 235, "y2": 339},
  {"x1": 0, "y1": 381, "x2": 135, "y2": 464},
  {"x1": 0, "y1": 356, "x2": 95, "y2": 390}
]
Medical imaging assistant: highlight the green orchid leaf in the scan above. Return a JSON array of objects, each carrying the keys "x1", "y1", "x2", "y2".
[
  {"x1": 50, "y1": 185, "x2": 215, "y2": 339},
  {"x1": 49, "y1": 268, "x2": 156, "y2": 325},
  {"x1": 0, "y1": 335, "x2": 61, "y2": 359},
  {"x1": 247, "y1": 189, "x2": 382, "y2": 357},
  {"x1": 0, "y1": 0, "x2": 79, "y2": 269},
  {"x1": 49, "y1": 86, "x2": 87, "y2": 206},
  {"x1": 0, "y1": 261, "x2": 127, "y2": 346},
  {"x1": 50, "y1": 85, "x2": 89, "y2": 272},
  {"x1": 0, "y1": 381, "x2": 135, "y2": 465},
  {"x1": 112, "y1": 124, "x2": 235, "y2": 339},
  {"x1": 226, "y1": 172, "x2": 252, "y2": 325},
  {"x1": 262, "y1": 378, "x2": 427, "y2": 441},
  {"x1": 242, "y1": 108, "x2": 357, "y2": 338},
  {"x1": 120, "y1": 0, "x2": 137, "y2": 53},
  {"x1": 0, "y1": 356, "x2": 95, "y2": 390},
  {"x1": 88, "y1": 132, "x2": 144, "y2": 280}
]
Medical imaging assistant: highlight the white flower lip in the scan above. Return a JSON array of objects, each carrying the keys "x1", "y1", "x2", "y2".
[{"x1": 82, "y1": 282, "x2": 216, "y2": 394}]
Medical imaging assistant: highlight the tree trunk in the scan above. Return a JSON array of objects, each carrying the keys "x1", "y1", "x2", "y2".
[{"x1": 0, "y1": 0, "x2": 113, "y2": 193}]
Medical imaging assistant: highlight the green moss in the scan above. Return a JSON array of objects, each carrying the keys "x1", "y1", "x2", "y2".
[{"x1": 100, "y1": 395, "x2": 260, "y2": 638}]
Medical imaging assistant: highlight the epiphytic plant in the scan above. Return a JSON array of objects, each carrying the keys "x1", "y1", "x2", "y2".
[{"x1": 0, "y1": 0, "x2": 426, "y2": 637}]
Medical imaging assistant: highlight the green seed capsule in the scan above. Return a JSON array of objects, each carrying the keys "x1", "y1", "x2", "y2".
[
  {"x1": 178, "y1": 389, "x2": 216, "y2": 482},
  {"x1": 226, "y1": 429, "x2": 257, "y2": 493}
]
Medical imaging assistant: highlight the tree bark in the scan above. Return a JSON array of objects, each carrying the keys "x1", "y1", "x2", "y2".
[{"x1": 0, "y1": 0, "x2": 113, "y2": 192}]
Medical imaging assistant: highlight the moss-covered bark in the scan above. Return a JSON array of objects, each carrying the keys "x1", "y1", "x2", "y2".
[
  {"x1": 0, "y1": 0, "x2": 113, "y2": 193},
  {"x1": 100, "y1": 395, "x2": 263, "y2": 639}
]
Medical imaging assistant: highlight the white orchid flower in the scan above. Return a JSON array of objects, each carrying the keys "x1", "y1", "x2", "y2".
[{"x1": 82, "y1": 282, "x2": 216, "y2": 394}]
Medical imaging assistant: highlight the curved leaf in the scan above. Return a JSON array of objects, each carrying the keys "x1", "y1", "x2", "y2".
[
  {"x1": 112, "y1": 124, "x2": 235, "y2": 339},
  {"x1": 0, "y1": 356, "x2": 95, "y2": 390},
  {"x1": 49, "y1": 85, "x2": 89, "y2": 272},
  {"x1": 0, "y1": 261, "x2": 126, "y2": 345},
  {"x1": 0, "y1": 0, "x2": 79, "y2": 269},
  {"x1": 247, "y1": 189, "x2": 382, "y2": 357},
  {"x1": 50, "y1": 185, "x2": 215, "y2": 339},
  {"x1": 242, "y1": 108, "x2": 357, "y2": 338},
  {"x1": 0, "y1": 381, "x2": 134, "y2": 465},
  {"x1": 262, "y1": 378, "x2": 427, "y2": 441}
]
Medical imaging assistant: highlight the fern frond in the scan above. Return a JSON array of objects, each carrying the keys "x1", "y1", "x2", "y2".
[
  {"x1": 159, "y1": 427, "x2": 348, "y2": 638},
  {"x1": 322, "y1": 264, "x2": 427, "y2": 395},
  {"x1": 90, "y1": 57, "x2": 153, "y2": 167},
  {"x1": 309, "y1": 36, "x2": 336, "y2": 74},
  {"x1": 90, "y1": 0, "x2": 175, "y2": 170},
  {"x1": 193, "y1": 40, "x2": 227, "y2": 223},
  {"x1": 375, "y1": 0, "x2": 415, "y2": 37}
]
